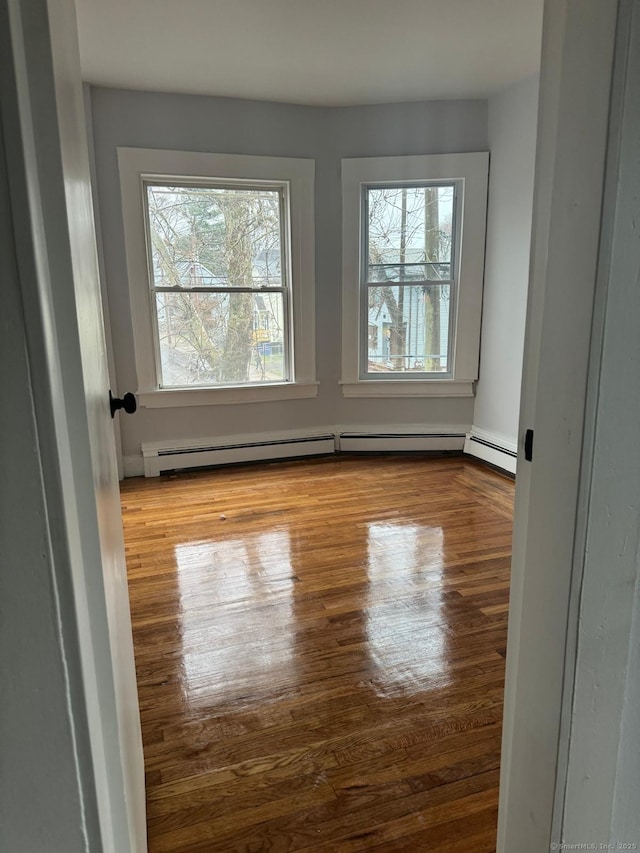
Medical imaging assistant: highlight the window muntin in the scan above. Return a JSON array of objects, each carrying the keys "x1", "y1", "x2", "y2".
[
  {"x1": 361, "y1": 183, "x2": 457, "y2": 377},
  {"x1": 143, "y1": 181, "x2": 290, "y2": 389}
]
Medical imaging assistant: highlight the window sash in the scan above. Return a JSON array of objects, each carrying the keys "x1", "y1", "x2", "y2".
[
  {"x1": 143, "y1": 180, "x2": 289, "y2": 289},
  {"x1": 362, "y1": 282, "x2": 453, "y2": 376},
  {"x1": 153, "y1": 290, "x2": 291, "y2": 388}
]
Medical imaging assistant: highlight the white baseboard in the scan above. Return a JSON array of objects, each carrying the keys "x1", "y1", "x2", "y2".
[
  {"x1": 127, "y1": 424, "x2": 473, "y2": 478},
  {"x1": 141, "y1": 429, "x2": 336, "y2": 477},
  {"x1": 122, "y1": 455, "x2": 144, "y2": 479},
  {"x1": 464, "y1": 425, "x2": 518, "y2": 475},
  {"x1": 338, "y1": 424, "x2": 467, "y2": 453}
]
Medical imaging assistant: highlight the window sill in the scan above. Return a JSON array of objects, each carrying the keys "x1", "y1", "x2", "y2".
[
  {"x1": 340, "y1": 380, "x2": 475, "y2": 398},
  {"x1": 137, "y1": 382, "x2": 319, "y2": 408}
]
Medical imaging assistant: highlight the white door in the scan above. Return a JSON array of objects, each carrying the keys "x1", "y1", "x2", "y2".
[
  {"x1": 498, "y1": 0, "x2": 621, "y2": 850},
  {"x1": 1, "y1": 0, "x2": 146, "y2": 849},
  {"x1": 559, "y1": 0, "x2": 640, "y2": 840}
]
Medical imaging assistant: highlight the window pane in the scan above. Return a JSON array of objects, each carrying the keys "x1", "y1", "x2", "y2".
[
  {"x1": 367, "y1": 284, "x2": 449, "y2": 373},
  {"x1": 146, "y1": 184, "x2": 282, "y2": 288},
  {"x1": 156, "y1": 291, "x2": 286, "y2": 386},
  {"x1": 367, "y1": 185, "x2": 454, "y2": 275}
]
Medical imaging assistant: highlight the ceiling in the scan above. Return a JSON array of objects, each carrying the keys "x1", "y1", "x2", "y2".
[{"x1": 75, "y1": 0, "x2": 543, "y2": 107}]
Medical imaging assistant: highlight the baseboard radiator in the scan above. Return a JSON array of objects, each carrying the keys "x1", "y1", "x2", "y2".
[
  {"x1": 463, "y1": 427, "x2": 518, "y2": 475},
  {"x1": 338, "y1": 432, "x2": 466, "y2": 453},
  {"x1": 137, "y1": 428, "x2": 470, "y2": 477},
  {"x1": 142, "y1": 434, "x2": 336, "y2": 477}
]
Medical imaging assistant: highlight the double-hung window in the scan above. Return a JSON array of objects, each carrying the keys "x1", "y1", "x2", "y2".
[
  {"x1": 118, "y1": 148, "x2": 316, "y2": 406},
  {"x1": 363, "y1": 183, "x2": 457, "y2": 376},
  {"x1": 145, "y1": 180, "x2": 289, "y2": 388},
  {"x1": 341, "y1": 153, "x2": 489, "y2": 398}
]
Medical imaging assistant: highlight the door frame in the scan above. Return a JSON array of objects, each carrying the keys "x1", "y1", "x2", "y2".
[
  {"x1": 498, "y1": 0, "x2": 623, "y2": 849},
  {"x1": 1, "y1": 0, "x2": 629, "y2": 848},
  {"x1": 0, "y1": 0, "x2": 146, "y2": 849}
]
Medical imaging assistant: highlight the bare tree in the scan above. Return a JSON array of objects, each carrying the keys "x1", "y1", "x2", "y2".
[{"x1": 219, "y1": 198, "x2": 254, "y2": 382}]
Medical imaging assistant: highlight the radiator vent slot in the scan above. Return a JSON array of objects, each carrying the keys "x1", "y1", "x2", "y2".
[{"x1": 467, "y1": 435, "x2": 517, "y2": 458}]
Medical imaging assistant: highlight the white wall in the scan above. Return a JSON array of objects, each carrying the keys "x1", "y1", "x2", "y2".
[
  {"x1": 88, "y1": 89, "x2": 488, "y2": 469},
  {"x1": 472, "y1": 76, "x2": 539, "y2": 448}
]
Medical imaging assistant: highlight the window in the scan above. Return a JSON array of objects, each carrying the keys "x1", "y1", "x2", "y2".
[
  {"x1": 118, "y1": 149, "x2": 316, "y2": 407},
  {"x1": 341, "y1": 153, "x2": 489, "y2": 398},
  {"x1": 365, "y1": 183, "x2": 456, "y2": 376},
  {"x1": 146, "y1": 181, "x2": 288, "y2": 388}
]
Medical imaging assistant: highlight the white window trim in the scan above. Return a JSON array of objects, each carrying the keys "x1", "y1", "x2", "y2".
[
  {"x1": 117, "y1": 147, "x2": 316, "y2": 405},
  {"x1": 341, "y1": 152, "x2": 489, "y2": 398}
]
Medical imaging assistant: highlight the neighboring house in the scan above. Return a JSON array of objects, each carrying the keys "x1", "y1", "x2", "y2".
[
  {"x1": 172, "y1": 259, "x2": 226, "y2": 288},
  {"x1": 251, "y1": 250, "x2": 285, "y2": 362},
  {"x1": 367, "y1": 287, "x2": 450, "y2": 372},
  {"x1": 251, "y1": 248, "x2": 282, "y2": 287},
  {"x1": 366, "y1": 247, "x2": 451, "y2": 372}
]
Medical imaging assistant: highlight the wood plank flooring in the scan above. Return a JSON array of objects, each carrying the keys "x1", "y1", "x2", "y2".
[{"x1": 120, "y1": 455, "x2": 514, "y2": 852}]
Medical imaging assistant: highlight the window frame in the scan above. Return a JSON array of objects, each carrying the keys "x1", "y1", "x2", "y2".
[
  {"x1": 341, "y1": 152, "x2": 489, "y2": 398},
  {"x1": 143, "y1": 177, "x2": 292, "y2": 389},
  {"x1": 118, "y1": 148, "x2": 317, "y2": 407}
]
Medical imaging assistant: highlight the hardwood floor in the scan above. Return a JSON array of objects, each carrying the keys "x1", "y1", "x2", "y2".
[{"x1": 120, "y1": 455, "x2": 514, "y2": 852}]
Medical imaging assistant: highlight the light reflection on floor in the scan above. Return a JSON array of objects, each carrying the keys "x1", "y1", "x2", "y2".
[
  {"x1": 365, "y1": 521, "x2": 447, "y2": 695},
  {"x1": 123, "y1": 457, "x2": 514, "y2": 851},
  {"x1": 173, "y1": 520, "x2": 450, "y2": 705},
  {"x1": 174, "y1": 529, "x2": 294, "y2": 703}
]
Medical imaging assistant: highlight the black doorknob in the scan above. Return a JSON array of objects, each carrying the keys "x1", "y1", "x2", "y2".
[{"x1": 110, "y1": 390, "x2": 137, "y2": 418}]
